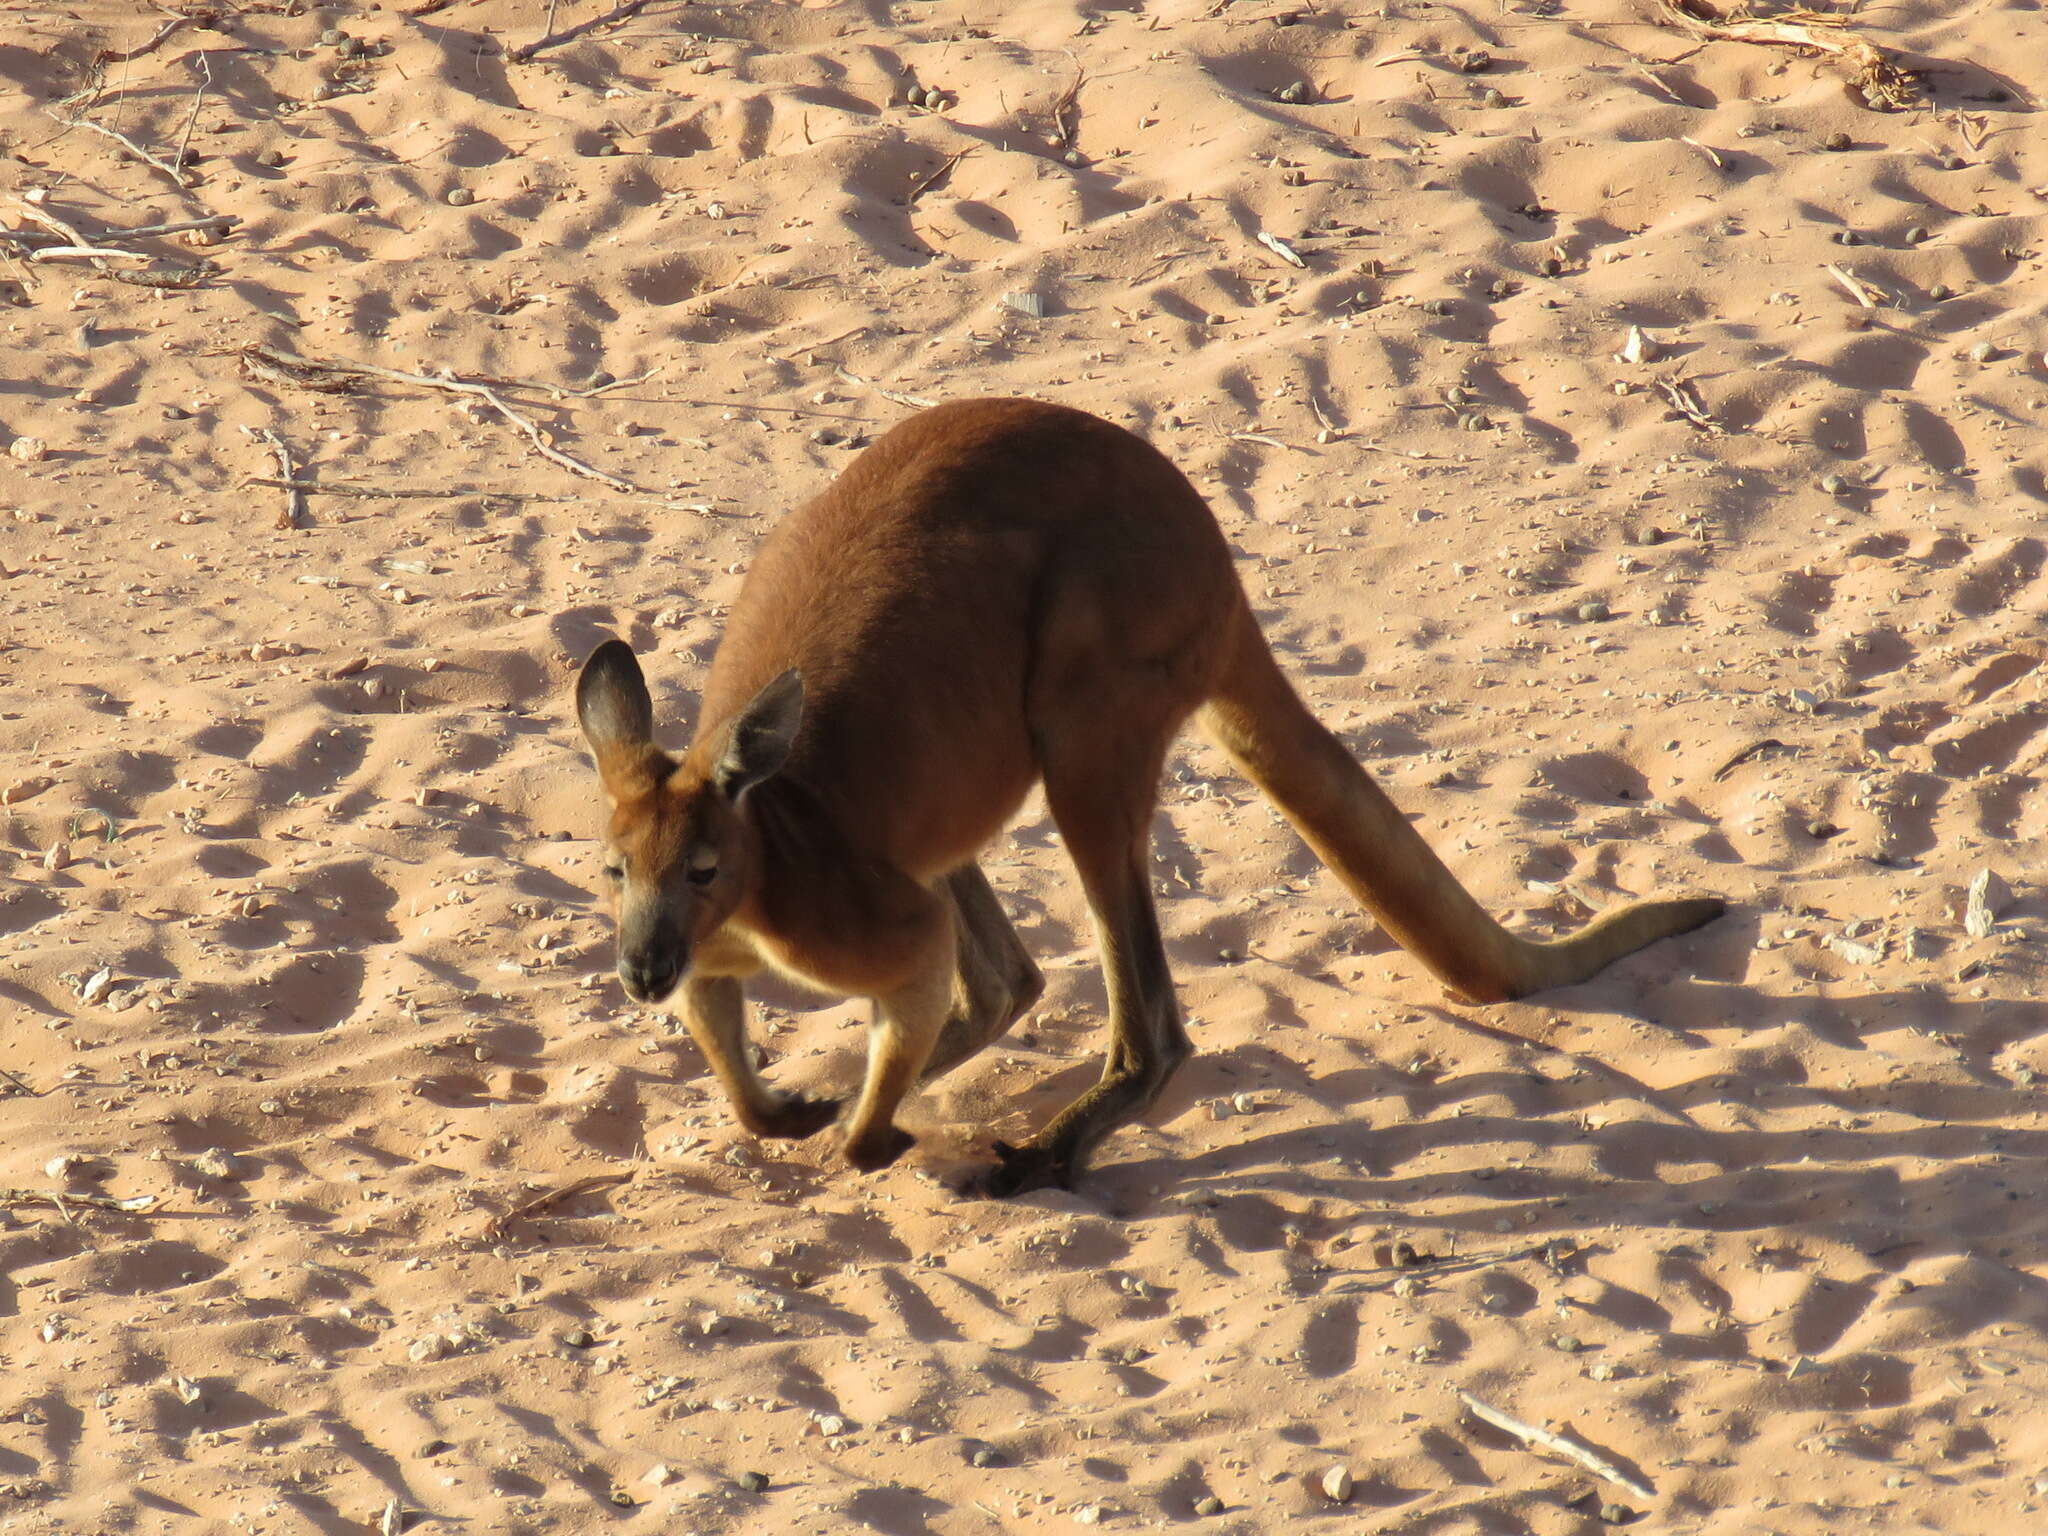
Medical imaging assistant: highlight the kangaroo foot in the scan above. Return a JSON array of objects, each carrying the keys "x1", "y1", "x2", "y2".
[
  {"x1": 976, "y1": 1138, "x2": 1076, "y2": 1198},
  {"x1": 842, "y1": 1124, "x2": 916, "y2": 1172},
  {"x1": 748, "y1": 1092, "x2": 842, "y2": 1140}
]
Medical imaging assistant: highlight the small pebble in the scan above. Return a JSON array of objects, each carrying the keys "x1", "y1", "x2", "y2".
[
  {"x1": 8, "y1": 436, "x2": 48, "y2": 463},
  {"x1": 561, "y1": 1328, "x2": 595, "y2": 1348},
  {"x1": 1576, "y1": 601, "x2": 1609, "y2": 623},
  {"x1": 1969, "y1": 340, "x2": 1997, "y2": 363},
  {"x1": 1319, "y1": 1465, "x2": 1354, "y2": 1503},
  {"x1": 1629, "y1": 525, "x2": 1662, "y2": 546},
  {"x1": 1456, "y1": 48, "x2": 1493, "y2": 73},
  {"x1": 319, "y1": 27, "x2": 345, "y2": 45},
  {"x1": 1599, "y1": 1503, "x2": 1634, "y2": 1525},
  {"x1": 1824, "y1": 131, "x2": 1852, "y2": 151},
  {"x1": 970, "y1": 1446, "x2": 1003, "y2": 1468},
  {"x1": 1820, "y1": 473, "x2": 1847, "y2": 495},
  {"x1": 445, "y1": 187, "x2": 474, "y2": 206},
  {"x1": 1927, "y1": 283, "x2": 1952, "y2": 301},
  {"x1": 736, "y1": 1471, "x2": 770, "y2": 1493},
  {"x1": 1905, "y1": 225, "x2": 1930, "y2": 244},
  {"x1": 1194, "y1": 1495, "x2": 1225, "y2": 1516},
  {"x1": 1551, "y1": 1333, "x2": 1584, "y2": 1353},
  {"x1": 608, "y1": 1490, "x2": 634, "y2": 1509}
]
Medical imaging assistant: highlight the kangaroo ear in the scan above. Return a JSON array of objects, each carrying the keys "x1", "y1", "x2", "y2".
[
  {"x1": 715, "y1": 669, "x2": 804, "y2": 802},
  {"x1": 576, "y1": 638, "x2": 656, "y2": 785}
]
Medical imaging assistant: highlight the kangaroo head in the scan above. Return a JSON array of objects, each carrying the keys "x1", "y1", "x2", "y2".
[{"x1": 574, "y1": 638, "x2": 804, "y2": 1003}]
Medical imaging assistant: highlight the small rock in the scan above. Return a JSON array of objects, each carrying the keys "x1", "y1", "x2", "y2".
[
  {"x1": 1805, "y1": 820, "x2": 1842, "y2": 839},
  {"x1": 736, "y1": 1470, "x2": 769, "y2": 1493},
  {"x1": 191, "y1": 1148, "x2": 247, "y2": 1182},
  {"x1": 1928, "y1": 283, "x2": 1952, "y2": 301},
  {"x1": 9, "y1": 435, "x2": 48, "y2": 463},
  {"x1": 1073, "y1": 1506, "x2": 1103, "y2": 1526},
  {"x1": 1598, "y1": 1502, "x2": 1634, "y2": 1525},
  {"x1": 42, "y1": 841, "x2": 69, "y2": 872},
  {"x1": 1319, "y1": 1465, "x2": 1354, "y2": 1503},
  {"x1": 970, "y1": 1445, "x2": 1003, "y2": 1468},
  {"x1": 1616, "y1": 325, "x2": 1658, "y2": 364},
  {"x1": 1194, "y1": 1494, "x2": 1224, "y2": 1515},
  {"x1": 1969, "y1": 340, "x2": 1997, "y2": 364},
  {"x1": 1551, "y1": 1333, "x2": 1584, "y2": 1353},
  {"x1": 643, "y1": 1464, "x2": 676, "y2": 1485},
  {"x1": 1824, "y1": 130, "x2": 1852, "y2": 151},
  {"x1": 1965, "y1": 867, "x2": 2011, "y2": 937},
  {"x1": 561, "y1": 1328, "x2": 595, "y2": 1349},
  {"x1": 815, "y1": 1413, "x2": 848, "y2": 1436},
  {"x1": 445, "y1": 187, "x2": 474, "y2": 207},
  {"x1": 1001, "y1": 291, "x2": 1048, "y2": 319},
  {"x1": 608, "y1": 1489, "x2": 634, "y2": 1508},
  {"x1": 1576, "y1": 601, "x2": 1609, "y2": 623},
  {"x1": 407, "y1": 1335, "x2": 447, "y2": 1363}
]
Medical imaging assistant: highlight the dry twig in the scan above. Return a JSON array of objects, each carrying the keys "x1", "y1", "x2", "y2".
[
  {"x1": 509, "y1": 0, "x2": 665, "y2": 62},
  {"x1": 1654, "y1": 376, "x2": 1723, "y2": 432},
  {"x1": 906, "y1": 149, "x2": 971, "y2": 207},
  {"x1": 484, "y1": 1172, "x2": 634, "y2": 1240},
  {"x1": 1458, "y1": 1391, "x2": 1655, "y2": 1501},
  {"x1": 68, "y1": 114, "x2": 197, "y2": 191},
  {"x1": 241, "y1": 425, "x2": 304, "y2": 528},
  {"x1": 2, "y1": 1187, "x2": 157, "y2": 1214},
  {"x1": 1651, "y1": 0, "x2": 1919, "y2": 110},
  {"x1": 1824, "y1": 262, "x2": 1878, "y2": 308},
  {"x1": 241, "y1": 476, "x2": 579, "y2": 502},
  {"x1": 233, "y1": 346, "x2": 647, "y2": 492}
]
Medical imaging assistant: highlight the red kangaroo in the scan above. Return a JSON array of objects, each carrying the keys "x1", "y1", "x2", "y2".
[{"x1": 575, "y1": 398, "x2": 1723, "y2": 1194}]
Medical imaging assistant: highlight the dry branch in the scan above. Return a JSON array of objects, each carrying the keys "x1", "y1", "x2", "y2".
[
  {"x1": 509, "y1": 0, "x2": 665, "y2": 62},
  {"x1": 96, "y1": 16, "x2": 191, "y2": 65},
  {"x1": 484, "y1": 1172, "x2": 634, "y2": 1240},
  {"x1": 1652, "y1": 0, "x2": 1918, "y2": 110},
  {"x1": 1458, "y1": 1391, "x2": 1655, "y2": 1501},
  {"x1": 906, "y1": 149, "x2": 971, "y2": 207},
  {"x1": 232, "y1": 345, "x2": 648, "y2": 493},
  {"x1": 2, "y1": 1187, "x2": 157, "y2": 1214},
  {"x1": 67, "y1": 115, "x2": 197, "y2": 191},
  {"x1": 241, "y1": 476, "x2": 579, "y2": 502},
  {"x1": 242, "y1": 425, "x2": 304, "y2": 528}
]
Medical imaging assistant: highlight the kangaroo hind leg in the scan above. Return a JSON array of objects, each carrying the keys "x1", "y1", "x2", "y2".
[
  {"x1": 922, "y1": 862, "x2": 1045, "y2": 1084},
  {"x1": 983, "y1": 741, "x2": 1188, "y2": 1197}
]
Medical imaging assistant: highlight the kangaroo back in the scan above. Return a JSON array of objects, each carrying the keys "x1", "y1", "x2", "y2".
[{"x1": 1199, "y1": 605, "x2": 1722, "y2": 1002}]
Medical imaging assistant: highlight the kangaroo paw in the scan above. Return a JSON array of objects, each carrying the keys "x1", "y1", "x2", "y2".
[
  {"x1": 976, "y1": 1138, "x2": 1075, "y2": 1198},
  {"x1": 750, "y1": 1092, "x2": 842, "y2": 1140},
  {"x1": 842, "y1": 1124, "x2": 916, "y2": 1172}
]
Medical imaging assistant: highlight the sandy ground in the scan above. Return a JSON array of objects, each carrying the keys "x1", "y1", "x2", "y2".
[{"x1": 0, "y1": 0, "x2": 2044, "y2": 1531}]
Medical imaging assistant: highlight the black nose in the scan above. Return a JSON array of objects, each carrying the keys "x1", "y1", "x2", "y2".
[{"x1": 620, "y1": 952, "x2": 681, "y2": 1002}]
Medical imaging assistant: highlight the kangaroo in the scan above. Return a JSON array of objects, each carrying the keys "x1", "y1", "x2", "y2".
[{"x1": 575, "y1": 398, "x2": 1723, "y2": 1195}]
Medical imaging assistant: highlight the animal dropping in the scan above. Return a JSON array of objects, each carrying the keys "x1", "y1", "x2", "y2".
[{"x1": 574, "y1": 401, "x2": 1723, "y2": 1194}]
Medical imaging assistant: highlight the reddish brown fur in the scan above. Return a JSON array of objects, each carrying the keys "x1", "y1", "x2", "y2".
[{"x1": 577, "y1": 398, "x2": 1722, "y2": 1192}]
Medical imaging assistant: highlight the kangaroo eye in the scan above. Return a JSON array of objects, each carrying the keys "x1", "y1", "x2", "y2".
[
  {"x1": 686, "y1": 861, "x2": 718, "y2": 887},
  {"x1": 602, "y1": 861, "x2": 625, "y2": 882}
]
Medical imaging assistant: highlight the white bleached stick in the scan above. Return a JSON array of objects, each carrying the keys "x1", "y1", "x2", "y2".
[{"x1": 1457, "y1": 1390, "x2": 1655, "y2": 1501}]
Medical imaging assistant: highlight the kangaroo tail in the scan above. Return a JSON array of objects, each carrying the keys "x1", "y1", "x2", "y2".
[{"x1": 1198, "y1": 605, "x2": 1722, "y2": 1003}]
